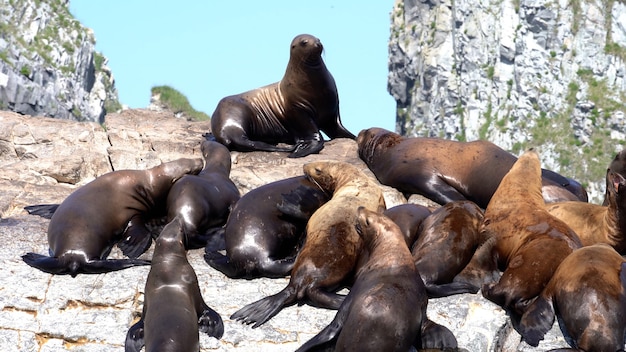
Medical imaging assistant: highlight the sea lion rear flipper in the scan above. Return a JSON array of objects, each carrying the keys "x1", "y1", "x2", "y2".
[
  {"x1": 23, "y1": 204, "x2": 59, "y2": 219},
  {"x1": 81, "y1": 259, "x2": 151, "y2": 274},
  {"x1": 22, "y1": 253, "x2": 67, "y2": 274},
  {"x1": 417, "y1": 319, "x2": 458, "y2": 350},
  {"x1": 124, "y1": 318, "x2": 145, "y2": 352},
  {"x1": 424, "y1": 282, "x2": 480, "y2": 298},
  {"x1": 118, "y1": 220, "x2": 153, "y2": 259},
  {"x1": 198, "y1": 305, "x2": 225, "y2": 339},
  {"x1": 517, "y1": 296, "x2": 556, "y2": 347},
  {"x1": 204, "y1": 251, "x2": 244, "y2": 279},
  {"x1": 295, "y1": 295, "x2": 352, "y2": 352},
  {"x1": 230, "y1": 287, "x2": 296, "y2": 328}
]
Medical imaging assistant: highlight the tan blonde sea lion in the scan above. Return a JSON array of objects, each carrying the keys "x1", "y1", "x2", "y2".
[
  {"x1": 518, "y1": 243, "x2": 626, "y2": 350},
  {"x1": 296, "y1": 207, "x2": 458, "y2": 351},
  {"x1": 480, "y1": 149, "x2": 582, "y2": 323},
  {"x1": 230, "y1": 160, "x2": 385, "y2": 328},
  {"x1": 210, "y1": 34, "x2": 356, "y2": 158}
]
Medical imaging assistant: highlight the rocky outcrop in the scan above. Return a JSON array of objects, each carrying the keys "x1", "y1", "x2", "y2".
[
  {"x1": 0, "y1": 0, "x2": 119, "y2": 124},
  {"x1": 388, "y1": 0, "x2": 626, "y2": 203},
  {"x1": 0, "y1": 110, "x2": 577, "y2": 351}
]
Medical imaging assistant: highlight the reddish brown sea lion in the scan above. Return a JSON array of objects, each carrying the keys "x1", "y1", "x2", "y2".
[
  {"x1": 411, "y1": 200, "x2": 486, "y2": 298},
  {"x1": 230, "y1": 160, "x2": 385, "y2": 328},
  {"x1": 210, "y1": 34, "x2": 356, "y2": 158},
  {"x1": 518, "y1": 243, "x2": 626, "y2": 351},
  {"x1": 356, "y1": 127, "x2": 588, "y2": 208},
  {"x1": 480, "y1": 149, "x2": 582, "y2": 322},
  {"x1": 165, "y1": 140, "x2": 240, "y2": 249},
  {"x1": 296, "y1": 207, "x2": 458, "y2": 352},
  {"x1": 22, "y1": 158, "x2": 204, "y2": 277},
  {"x1": 547, "y1": 166, "x2": 626, "y2": 254},
  {"x1": 125, "y1": 216, "x2": 224, "y2": 352},
  {"x1": 204, "y1": 175, "x2": 330, "y2": 279}
]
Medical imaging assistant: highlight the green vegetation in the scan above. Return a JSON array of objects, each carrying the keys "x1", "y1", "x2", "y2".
[
  {"x1": 19, "y1": 65, "x2": 30, "y2": 77},
  {"x1": 150, "y1": 85, "x2": 210, "y2": 121}
]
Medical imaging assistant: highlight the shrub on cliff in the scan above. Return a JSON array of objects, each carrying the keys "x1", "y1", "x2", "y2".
[{"x1": 150, "y1": 85, "x2": 210, "y2": 121}]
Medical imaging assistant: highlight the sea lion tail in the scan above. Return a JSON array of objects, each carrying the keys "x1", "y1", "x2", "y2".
[
  {"x1": 516, "y1": 296, "x2": 555, "y2": 347},
  {"x1": 124, "y1": 318, "x2": 145, "y2": 352},
  {"x1": 23, "y1": 204, "x2": 59, "y2": 219},
  {"x1": 230, "y1": 287, "x2": 295, "y2": 328},
  {"x1": 198, "y1": 306, "x2": 225, "y2": 339}
]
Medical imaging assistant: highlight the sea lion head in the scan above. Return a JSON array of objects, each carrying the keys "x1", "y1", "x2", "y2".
[
  {"x1": 355, "y1": 206, "x2": 399, "y2": 248},
  {"x1": 303, "y1": 160, "x2": 360, "y2": 193},
  {"x1": 356, "y1": 127, "x2": 402, "y2": 166},
  {"x1": 290, "y1": 34, "x2": 323, "y2": 66},
  {"x1": 159, "y1": 158, "x2": 204, "y2": 184},
  {"x1": 200, "y1": 140, "x2": 232, "y2": 174}
]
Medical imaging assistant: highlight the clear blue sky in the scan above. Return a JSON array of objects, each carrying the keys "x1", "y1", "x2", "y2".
[{"x1": 69, "y1": 1, "x2": 397, "y2": 135}]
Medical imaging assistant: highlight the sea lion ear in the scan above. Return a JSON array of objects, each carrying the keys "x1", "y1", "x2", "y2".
[{"x1": 611, "y1": 172, "x2": 626, "y2": 193}]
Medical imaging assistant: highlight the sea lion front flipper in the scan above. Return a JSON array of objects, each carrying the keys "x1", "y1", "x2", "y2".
[
  {"x1": 124, "y1": 318, "x2": 145, "y2": 352},
  {"x1": 230, "y1": 287, "x2": 296, "y2": 328},
  {"x1": 288, "y1": 139, "x2": 324, "y2": 158},
  {"x1": 517, "y1": 296, "x2": 556, "y2": 347},
  {"x1": 22, "y1": 253, "x2": 67, "y2": 274},
  {"x1": 118, "y1": 218, "x2": 153, "y2": 259},
  {"x1": 417, "y1": 319, "x2": 458, "y2": 350},
  {"x1": 23, "y1": 204, "x2": 60, "y2": 219},
  {"x1": 190, "y1": 227, "x2": 225, "y2": 251},
  {"x1": 203, "y1": 251, "x2": 244, "y2": 279},
  {"x1": 424, "y1": 282, "x2": 480, "y2": 298},
  {"x1": 295, "y1": 295, "x2": 353, "y2": 352},
  {"x1": 278, "y1": 184, "x2": 329, "y2": 220},
  {"x1": 198, "y1": 305, "x2": 225, "y2": 339}
]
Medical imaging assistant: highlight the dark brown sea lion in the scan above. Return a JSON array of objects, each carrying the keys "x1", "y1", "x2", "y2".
[
  {"x1": 547, "y1": 166, "x2": 626, "y2": 254},
  {"x1": 210, "y1": 34, "x2": 356, "y2": 158},
  {"x1": 356, "y1": 127, "x2": 588, "y2": 208},
  {"x1": 296, "y1": 207, "x2": 458, "y2": 352},
  {"x1": 166, "y1": 140, "x2": 240, "y2": 249},
  {"x1": 518, "y1": 243, "x2": 626, "y2": 351},
  {"x1": 412, "y1": 200, "x2": 486, "y2": 298},
  {"x1": 21, "y1": 158, "x2": 204, "y2": 277},
  {"x1": 604, "y1": 148, "x2": 626, "y2": 205},
  {"x1": 383, "y1": 203, "x2": 431, "y2": 248},
  {"x1": 480, "y1": 149, "x2": 582, "y2": 323},
  {"x1": 125, "y1": 216, "x2": 224, "y2": 352},
  {"x1": 230, "y1": 160, "x2": 386, "y2": 328},
  {"x1": 204, "y1": 175, "x2": 330, "y2": 279}
]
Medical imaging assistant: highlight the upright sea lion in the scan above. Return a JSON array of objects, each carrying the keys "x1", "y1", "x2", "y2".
[
  {"x1": 125, "y1": 216, "x2": 224, "y2": 352},
  {"x1": 411, "y1": 200, "x2": 485, "y2": 298},
  {"x1": 22, "y1": 158, "x2": 204, "y2": 277},
  {"x1": 480, "y1": 150, "x2": 582, "y2": 322},
  {"x1": 383, "y1": 203, "x2": 431, "y2": 248},
  {"x1": 204, "y1": 175, "x2": 330, "y2": 279},
  {"x1": 210, "y1": 34, "x2": 356, "y2": 158},
  {"x1": 604, "y1": 148, "x2": 626, "y2": 205},
  {"x1": 230, "y1": 160, "x2": 386, "y2": 328},
  {"x1": 166, "y1": 140, "x2": 240, "y2": 249},
  {"x1": 356, "y1": 127, "x2": 588, "y2": 208},
  {"x1": 546, "y1": 166, "x2": 626, "y2": 254},
  {"x1": 518, "y1": 243, "x2": 626, "y2": 351},
  {"x1": 296, "y1": 207, "x2": 458, "y2": 352}
]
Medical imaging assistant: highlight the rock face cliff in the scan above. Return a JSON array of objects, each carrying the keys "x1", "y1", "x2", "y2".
[
  {"x1": 388, "y1": 0, "x2": 626, "y2": 203},
  {"x1": 0, "y1": 0, "x2": 119, "y2": 124}
]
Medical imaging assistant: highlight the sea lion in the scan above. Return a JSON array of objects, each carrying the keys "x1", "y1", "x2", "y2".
[
  {"x1": 296, "y1": 207, "x2": 458, "y2": 352},
  {"x1": 383, "y1": 203, "x2": 431, "y2": 248},
  {"x1": 166, "y1": 140, "x2": 240, "y2": 249},
  {"x1": 125, "y1": 216, "x2": 224, "y2": 352},
  {"x1": 210, "y1": 34, "x2": 356, "y2": 158},
  {"x1": 204, "y1": 175, "x2": 330, "y2": 279},
  {"x1": 546, "y1": 167, "x2": 626, "y2": 254},
  {"x1": 411, "y1": 200, "x2": 486, "y2": 298},
  {"x1": 230, "y1": 160, "x2": 386, "y2": 328},
  {"x1": 604, "y1": 148, "x2": 626, "y2": 205},
  {"x1": 480, "y1": 149, "x2": 582, "y2": 323},
  {"x1": 518, "y1": 243, "x2": 626, "y2": 350},
  {"x1": 356, "y1": 127, "x2": 588, "y2": 208},
  {"x1": 21, "y1": 158, "x2": 204, "y2": 277}
]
